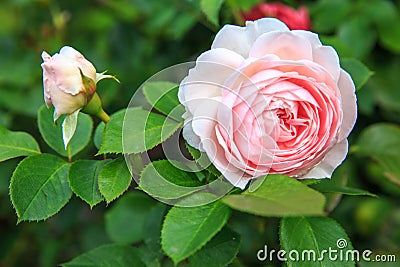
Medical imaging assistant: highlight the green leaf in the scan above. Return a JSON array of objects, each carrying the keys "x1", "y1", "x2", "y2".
[
  {"x1": 341, "y1": 58, "x2": 373, "y2": 91},
  {"x1": 93, "y1": 122, "x2": 105, "y2": 149},
  {"x1": 310, "y1": 0, "x2": 351, "y2": 33},
  {"x1": 143, "y1": 203, "x2": 167, "y2": 257},
  {"x1": 68, "y1": 160, "x2": 110, "y2": 208},
  {"x1": 61, "y1": 244, "x2": 145, "y2": 267},
  {"x1": 187, "y1": 227, "x2": 241, "y2": 267},
  {"x1": 355, "y1": 123, "x2": 400, "y2": 186},
  {"x1": 142, "y1": 81, "x2": 184, "y2": 121},
  {"x1": 0, "y1": 125, "x2": 40, "y2": 162},
  {"x1": 105, "y1": 192, "x2": 157, "y2": 244},
  {"x1": 98, "y1": 157, "x2": 132, "y2": 203},
  {"x1": 337, "y1": 17, "x2": 376, "y2": 59},
  {"x1": 99, "y1": 108, "x2": 181, "y2": 154},
  {"x1": 139, "y1": 160, "x2": 202, "y2": 200},
  {"x1": 223, "y1": 174, "x2": 326, "y2": 216},
  {"x1": 161, "y1": 201, "x2": 231, "y2": 264},
  {"x1": 280, "y1": 216, "x2": 355, "y2": 267},
  {"x1": 62, "y1": 109, "x2": 80, "y2": 150},
  {"x1": 310, "y1": 179, "x2": 376, "y2": 197},
  {"x1": 38, "y1": 105, "x2": 93, "y2": 158},
  {"x1": 10, "y1": 154, "x2": 72, "y2": 222},
  {"x1": 185, "y1": 142, "x2": 221, "y2": 177},
  {"x1": 200, "y1": 0, "x2": 224, "y2": 25},
  {"x1": 377, "y1": 13, "x2": 400, "y2": 54}
]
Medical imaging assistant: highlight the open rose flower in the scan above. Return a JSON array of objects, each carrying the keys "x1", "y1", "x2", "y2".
[
  {"x1": 41, "y1": 46, "x2": 113, "y2": 121},
  {"x1": 242, "y1": 2, "x2": 311, "y2": 30},
  {"x1": 178, "y1": 18, "x2": 357, "y2": 189}
]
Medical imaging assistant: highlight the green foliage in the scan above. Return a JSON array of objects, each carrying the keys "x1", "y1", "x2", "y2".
[
  {"x1": 61, "y1": 244, "x2": 146, "y2": 267},
  {"x1": 105, "y1": 192, "x2": 157, "y2": 244},
  {"x1": 0, "y1": 125, "x2": 40, "y2": 162},
  {"x1": 201, "y1": 0, "x2": 224, "y2": 25},
  {"x1": 341, "y1": 58, "x2": 374, "y2": 91},
  {"x1": 99, "y1": 108, "x2": 181, "y2": 154},
  {"x1": 10, "y1": 154, "x2": 71, "y2": 222},
  {"x1": 223, "y1": 175, "x2": 326, "y2": 216},
  {"x1": 311, "y1": 178, "x2": 376, "y2": 197},
  {"x1": 38, "y1": 105, "x2": 93, "y2": 158},
  {"x1": 161, "y1": 201, "x2": 231, "y2": 264},
  {"x1": 68, "y1": 159, "x2": 110, "y2": 208},
  {"x1": 280, "y1": 216, "x2": 355, "y2": 267},
  {"x1": 355, "y1": 123, "x2": 400, "y2": 186},
  {"x1": 98, "y1": 157, "x2": 132, "y2": 203},
  {"x1": 187, "y1": 227, "x2": 241, "y2": 267},
  {"x1": 142, "y1": 81, "x2": 184, "y2": 121},
  {"x1": 139, "y1": 160, "x2": 203, "y2": 200}
]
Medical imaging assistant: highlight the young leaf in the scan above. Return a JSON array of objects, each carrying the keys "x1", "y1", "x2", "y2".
[
  {"x1": 187, "y1": 227, "x2": 241, "y2": 267},
  {"x1": 139, "y1": 160, "x2": 202, "y2": 200},
  {"x1": 142, "y1": 81, "x2": 184, "y2": 121},
  {"x1": 200, "y1": 0, "x2": 224, "y2": 26},
  {"x1": 161, "y1": 201, "x2": 231, "y2": 264},
  {"x1": 355, "y1": 123, "x2": 400, "y2": 186},
  {"x1": 105, "y1": 192, "x2": 157, "y2": 244},
  {"x1": 62, "y1": 109, "x2": 80, "y2": 150},
  {"x1": 99, "y1": 108, "x2": 181, "y2": 154},
  {"x1": 0, "y1": 125, "x2": 40, "y2": 162},
  {"x1": 61, "y1": 244, "x2": 145, "y2": 267},
  {"x1": 98, "y1": 157, "x2": 132, "y2": 203},
  {"x1": 68, "y1": 159, "x2": 110, "y2": 208},
  {"x1": 10, "y1": 154, "x2": 71, "y2": 222},
  {"x1": 38, "y1": 105, "x2": 93, "y2": 158},
  {"x1": 280, "y1": 216, "x2": 355, "y2": 266},
  {"x1": 223, "y1": 174, "x2": 326, "y2": 216},
  {"x1": 185, "y1": 142, "x2": 221, "y2": 177},
  {"x1": 341, "y1": 58, "x2": 373, "y2": 91}
]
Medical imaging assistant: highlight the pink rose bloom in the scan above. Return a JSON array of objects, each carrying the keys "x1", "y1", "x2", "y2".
[
  {"x1": 242, "y1": 2, "x2": 311, "y2": 30},
  {"x1": 178, "y1": 18, "x2": 357, "y2": 189},
  {"x1": 41, "y1": 46, "x2": 105, "y2": 120}
]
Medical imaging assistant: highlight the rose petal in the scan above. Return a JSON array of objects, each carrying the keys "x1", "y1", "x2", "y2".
[
  {"x1": 299, "y1": 139, "x2": 348, "y2": 179},
  {"x1": 337, "y1": 70, "x2": 357, "y2": 141},
  {"x1": 250, "y1": 32, "x2": 313, "y2": 61},
  {"x1": 60, "y1": 46, "x2": 97, "y2": 81},
  {"x1": 212, "y1": 18, "x2": 289, "y2": 58}
]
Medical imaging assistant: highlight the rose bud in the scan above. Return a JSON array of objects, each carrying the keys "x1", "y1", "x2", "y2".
[
  {"x1": 242, "y1": 2, "x2": 311, "y2": 30},
  {"x1": 41, "y1": 46, "x2": 115, "y2": 122},
  {"x1": 179, "y1": 18, "x2": 357, "y2": 189}
]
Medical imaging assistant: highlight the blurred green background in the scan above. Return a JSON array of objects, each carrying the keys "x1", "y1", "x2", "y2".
[{"x1": 0, "y1": 0, "x2": 399, "y2": 266}]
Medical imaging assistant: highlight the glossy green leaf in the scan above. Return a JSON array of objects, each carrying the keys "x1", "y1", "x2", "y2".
[
  {"x1": 223, "y1": 174, "x2": 326, "y2": 216},
  {"x1": 142, "y1": 81, "x2": 184, "y2": 121},
  {"x1": 280, "y1": 216, "x2": 355, "y2": 267},
  {"x1": 187, "y1": 227, "x2": 241, "y2": 267},
  {"x1": 0, "y1": 125, "x2": 40, "y2": 162},
  {"x1": 38, "y1": 105, "x2": 93, "y2": 158},
  {"x1": 61, "y1": 244, "x2": 145, "y2": 267},
  {"x1": 200, "y1": 0, "x2": 223, "y2": 25},
  {"x1": 311, "y1": 179, "x2": 376, "y2": 197},
  {"x1": 341, "y1": 58, "x2": 373, "y2": 91},
  {"x1": 161, "y1": 201, "x2": 231, "y2": 264},
  {"x1": 68, "y1": 160, "x2": 110, "y2": 208},
  {"x1": 355, "y1": 123, "x2": 400, "y2": 186},
  {"x1": 139, "y1": 160, "x2": 202, "y2": 200},
  {"x1": 98, "y1": 157, "x2": 132, "y2": 203},
  {"x1": 10, "y1": 154, "x2": 71, "y2": 222},
  {"x1": 93, "y1": 122, "x2": 105, "y2": 149},
  {"x1": 99, "y1": 108, "x2": 181, "y2": 154},
  {"x1": 105, "y1": 192, "x2": 157, "y2": 244}
]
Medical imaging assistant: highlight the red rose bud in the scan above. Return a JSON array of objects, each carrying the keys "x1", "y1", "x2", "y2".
[{"x1": 242, "y1": 2, "x2": 311, "y2": 30}]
